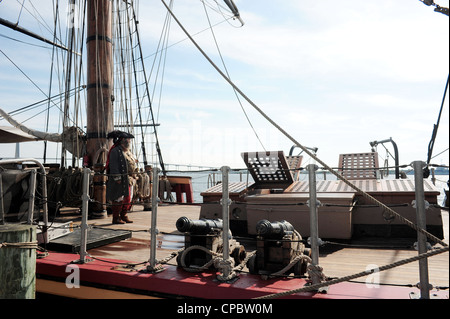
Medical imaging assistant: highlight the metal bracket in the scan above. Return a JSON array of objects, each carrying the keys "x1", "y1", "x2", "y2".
[
  {"x1": 413, "y1": 241, "x2": 432, "y2": 251},
  {"x1": 144, "y1": 264, "x2": 166, "y2": 274},
  {"x1": 306, "y1": 199, "x2": 322, "y2": 208},
  {"x1": 307, "y1": 237, "x2": 325, "y2": 247},
  {"x1": 219, "y1": 198, "x2": 233, "y2": 206},
  {"x1": 409, "y1": 282, "x2": 441, "y2": 299},
  {"x1": 70, "y1": 257, "x2": 93, "y2": 265},
  {"x1": 304, "y1": 282, "x2": 329, "y2": 294},
  {"x1": 409, "y1": 291, "x2": 441, "y2": 299},
  {"x1": 411, "y1": 200, "x2": 430, "y2": 210}
]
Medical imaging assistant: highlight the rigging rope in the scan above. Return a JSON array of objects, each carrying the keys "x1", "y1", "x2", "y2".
[
  {"x1": 425, "y1": 74, "x2": 449, "y2": 170},
  {"x1": 161, "y1": 0, "x2": 448, "y2": 248},
  {"x1": 126, "y1": 2, "x2": 149, "y2": 165},
  {"x1": 201, "y1": 0, "x2": 267, "y2": 152},
  {"x1": 117, "y1": 3, "x2": 166, "y2": 176}
]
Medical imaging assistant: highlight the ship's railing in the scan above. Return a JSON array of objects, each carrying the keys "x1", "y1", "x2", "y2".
[
  {"x1": 255, "y1": 160, "x2": 447, "y2": 299},
  {"x1": 70, "y1": 160, "x2": 448, "y2": 298},
  {"x1": 0, "y1": 158, "x2": 49, "y2": 243}
]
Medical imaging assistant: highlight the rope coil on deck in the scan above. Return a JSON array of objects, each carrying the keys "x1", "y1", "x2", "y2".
[
  {"x1": 268, "y1": 254, "x2": 313, "y2": 279},
  {"x1": 176, "y1": 245, "x2": 257, "y2": 282},
  {"x1": 179, "y1": 245, "x2": 220, "y2": 272}
]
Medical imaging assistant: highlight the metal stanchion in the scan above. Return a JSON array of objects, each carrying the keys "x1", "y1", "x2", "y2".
[
  {"x1": 73, "y1": 168, "x2": 91, "y2": 264},
  {"x1": 411, "y1": 161, "x2": 431, "y2": 299},
  {"x1": 147, "y1": 167, "x2": 161, "y2": 273},
  {"x1": 220, "y1": 166, "x2": 232, "y2": 279},
  {"x1": 307, "y1": 164, "x2": 321, "y2": 285},
  {"x1": 27, "y1": 169, "x2": 37, "y2": 225},
  {"x1": 0, "y1": 175, "x2": 4, "y2": 225},
  {"x1": 216, "y1": 165, "x2": 239, "y2": 282}
]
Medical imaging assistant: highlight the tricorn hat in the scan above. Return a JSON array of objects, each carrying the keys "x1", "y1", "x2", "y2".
[{"x1": 107, "y1": 130, "x2": 134, "y2": 144}]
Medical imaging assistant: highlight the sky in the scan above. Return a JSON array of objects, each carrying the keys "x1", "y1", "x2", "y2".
[{"x1": 0, "y1": 0, "x2": 449, "y2": 171}]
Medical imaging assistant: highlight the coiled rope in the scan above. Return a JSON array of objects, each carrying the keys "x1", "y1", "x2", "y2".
[{"x1": 176, "y1": 244, "x2": 257, "y2": 282}]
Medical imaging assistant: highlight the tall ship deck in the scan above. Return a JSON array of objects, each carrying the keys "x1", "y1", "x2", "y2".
[{"x1": 0, "y1": 0, "x2": 448, "y2": 306}]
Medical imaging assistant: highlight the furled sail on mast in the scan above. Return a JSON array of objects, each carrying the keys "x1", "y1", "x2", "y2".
[
  {"x1": 0, "y1": 107, "x2": 62, "y2": 142},
  {"x1": 0, "y1": 107, "x2": 85, "y2": 157}
]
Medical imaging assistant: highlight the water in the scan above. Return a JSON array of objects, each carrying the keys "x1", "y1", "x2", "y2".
[{"x1": 169, "y1": 169, "x2": 449, "y2": 205}]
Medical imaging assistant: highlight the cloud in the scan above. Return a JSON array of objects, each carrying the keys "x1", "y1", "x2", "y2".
[
  {"x1": 1, "y1": 0, "x2": 448, "y2": 168},
  {"x1": 210, "y1": 0, "x2": 449, "y2": 83}
]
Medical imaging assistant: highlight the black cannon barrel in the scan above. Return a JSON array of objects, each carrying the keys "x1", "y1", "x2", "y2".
[
  {"x1": 256, "y1": 219, "x2": 294, "y2": 238},
  {"x1": 176, "y1": 217, "x2": 223, "y2": 234}
]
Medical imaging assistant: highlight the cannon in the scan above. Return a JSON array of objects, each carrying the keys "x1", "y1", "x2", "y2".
[
  {"x1": 248, "y1": 219, "x2": 311, "y2": 277},
  {"x1": 176, "y1": 216, "x2": 223, "y2": 235},
  {"x1": 256, "y1": 219, "x2": 295, "y2": 238},
  {"x1": 175, "y1": 217, "x2": 246, "y2": 270}
]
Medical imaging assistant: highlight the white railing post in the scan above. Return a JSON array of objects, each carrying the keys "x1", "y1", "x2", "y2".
[
  {"x1": 221, "y1": 166, "x2": 231, "y2": 272},
  {"x1": 307, "y1": 164, "x2": 321, "y2": 285},
  {"x1": 73, "y1": 167, "x2": 91, "y2": 264},
  {"x1": 80, "y1": 168, "x2": 91, "y2": 263},
  {"x1": 0, "y1": 174, "x2": 4, "y2": 225},
  {"x1": 148, "y1": 167, "x2": 160, "y2": 272},
  {"x1": 412, "y1": 161, "x2": 431, "y2": 299},
  {"x1": 217, "y1": 165, "x2": 236, "y2": 282},
  {"x1": 27, "y1": 169, "x2": 37, "y2": 225}
]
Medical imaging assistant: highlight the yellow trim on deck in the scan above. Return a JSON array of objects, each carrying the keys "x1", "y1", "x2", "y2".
[{"x1": 36, "y1": 278, "x2": 161, "y2": 299}]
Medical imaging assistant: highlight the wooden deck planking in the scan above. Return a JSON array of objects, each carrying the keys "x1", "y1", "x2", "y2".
[
  {"x1": 83, "y1": 204, "x2": 199, "y2": 264},
  {"x1": 60, "y1": 204, "x2": 448, "y2": 288},
  {"x1": 286, "y1": 179, "x2": 440, "y2": 194},
  {"x1": 317, "y1": 247, "x2": 449, "y2": 288}
]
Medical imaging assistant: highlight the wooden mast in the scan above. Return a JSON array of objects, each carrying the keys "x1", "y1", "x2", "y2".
[
  {"x1": 85, "y1": 0, "x2": 113, "y2": 167},
  {"x1": 85, "y1": 0, "x2": 113, "y2": 218}
]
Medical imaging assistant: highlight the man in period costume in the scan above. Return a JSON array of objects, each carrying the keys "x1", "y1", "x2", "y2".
[{"x1": 106, "y1": 130, "x2": 137, "y2": 224}]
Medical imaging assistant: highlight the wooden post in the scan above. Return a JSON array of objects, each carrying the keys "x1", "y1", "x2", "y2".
[
  {"x1": 0, "y1": 225, "x2": 37, "y2": 299},
  {"x1": 86, "y1": 0, "x2": 113, "y2": 218},
  {"x1": 86, "y1": 0, "x2": 113, "y2": 167}
]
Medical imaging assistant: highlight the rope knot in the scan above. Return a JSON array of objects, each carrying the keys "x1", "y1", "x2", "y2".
[
  {"x1": 307, "y1": 264, "x2": 327, "y2": 282},
  {"x1": 215, "y1": 257, "x2": 237, "y2": 282}
]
